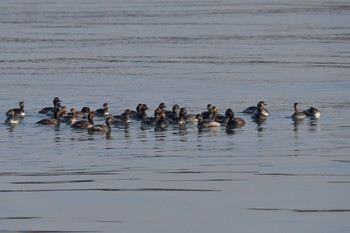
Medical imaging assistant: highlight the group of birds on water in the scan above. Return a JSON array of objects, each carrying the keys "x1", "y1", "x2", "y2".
[{"x1": 4, "y1": 97, "x2": 321, "y2": 133}]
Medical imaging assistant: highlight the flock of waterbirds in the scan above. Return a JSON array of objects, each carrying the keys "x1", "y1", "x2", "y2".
[{"x1": 4, "y1": 97, "x2": 321, "y2": 134}]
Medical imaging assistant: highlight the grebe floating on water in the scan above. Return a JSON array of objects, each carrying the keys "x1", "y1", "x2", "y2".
[
  {"x1": 39, "y1": 97, "x2": 61, "y2": 115},
  {"x1": 71, "y1": 111, "x2": 95, "y2": 129},
  {"x1": 5, "y1": 110, "x2": 20, "y2": 125},
  {"x1": 88, "y1": 117, "x2": 113, "y2": 133},
  {"x1": 7, "y1": 101, "x2": 25, "y2": 117},
  {"x1": 303, "y1": 106, "x2": 321, "y2": 119},
  {"x1": 196, "y1": 114, "x2": 221, "y2": 128},
  {"x1": 291, "y1": 103, "x2": 305, "y2": 121}
]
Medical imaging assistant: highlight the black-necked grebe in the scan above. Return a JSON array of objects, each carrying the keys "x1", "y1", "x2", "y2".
[
  {"x1": 165, "y1": 104, "x2": 180, "y2": 118},
  {"x1": 71, "y1": 111, "x2": 95, "y2": 129},
  {"x1": 7, "y1": 101, "x2": 25, "y2": 117},
  {"x1": 156, "y1": 112, "x2": 169, "y2": 128},
  {"x1": 214, "y1": 108, "x2": 232, "y2": 125},
  {"x1": 244, "y1": 101, "x2": 269, "y2": 116},
  {"x1": 133, "y1": 104, "x2": 149, "y2": 120},
  {"x1": 61, "y1": 108, "x2": 78, "y2": 125},
  {"x1": 196, "y1": 114, "x2": 220, "y2": 128},
  {"x1": 88, "y1": 117, "x2": 113, "y2": 133},
  {"x1": 36, "y1": 109, "x2": 61, "y2": 126},
  {"x1": 39, "y1": 97, "x2": 61, "y2": 114},
  {"x1": 113, "y1": 109, "x2": 131, "y2": 124},
  {"x1": 303, "y1": 106, "x2": 321, "y2": 119},
  {"x1": 169, "y1": 108, "x2": 186, "y2": 125},
  {"x1": 130, "y1": 103, "x2": 143, "y2": 118},
  {"x1": 5, "y1": 110, "x2": 20, "y2": 125},
  {"x1": 95, "y1": 103, "x2": 109, "y2": 117},
  {"x1": 201, "y1": 104, "x2": 214, "y2": 119},
  {"x1": 226, "y1": 109, "x2": 246, "y2": 128},
  {"x1": 291, "y1": 103, "x2": 305, "y2": 121},
  {"x1": 142, "y1": 107, "x2": 162, "y2": 125},
  {"x1": 180, "y1": 107, "x2": 198, "y2": 123},
  {"x1": 77, "y1": 107, "x2": 91, "y2": 118},
  {"x1": 251, "y1": 102, "x2": 268, "y2": 121}
]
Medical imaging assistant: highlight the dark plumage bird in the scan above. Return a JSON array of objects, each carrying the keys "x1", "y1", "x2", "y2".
[
  {"x1": 133, "y1": 104, "x2": 149, "y2": 120},
  {"x1": 36, "y1": 109, "x2": 61, "y2": 126},
  {"x1": 7, "y1": 101, "x2": 25, "y2": 117},
  {"x1": 5, "y1": 110, "x2": 20, "y2": 125},
  {"x1": 38, "y1": 97, "x2": 61, "y2": 114},
  {"x1": 214, "y1": 108, "x2": 233, "y2": 126},
  {"x1": 226, "y1": 109, "x2": 246, "y2": 128},
  {"x1": 88, "y1": 117, "x2": 113, "y2": 133},
  {"x1": 291, "y1": 103, "x2": 305, "y2": 121},
  {"x1": 77, "y1": 107, "x2": 91, "y2": 118},
  {"x1": 113, "y1": 109, "x2": 131, "y2": 124},
  {"x1": 179, "y1": 107, "x2": 198, "y2": 123},
  {"x1": 142, "y1": 108, "x2": 162, "y2": 125},
  {"x1": 165, "y1": 104, "x2": 180, "y2": 119},
  {"x1": 71, "y1": 111, "x2": 95, "y2": 129},
  {"x1": 61, "y1": 108, "x2": 78, "y2": 125},
  {"x1": 95, "y1": 103, "x2": 109, "y2": 117},
  {"x1": 156, "y1": 112, "x2": 170, "y2": 128},
  {"x1": 244, "y1": 101, "x2": 269, "y2": 115},
  {"x1": 201, "y1": 104, "x2": 214, "y2": 119},
  {"x1": 303, "y1": 106, "x2": 321, "y2": 119},
  {"x1": 196, "y1": 114, "x2": 221, "y2": 128},
  {"x1": 251, "y1": 102, "x2": 268, "y2": 122}
]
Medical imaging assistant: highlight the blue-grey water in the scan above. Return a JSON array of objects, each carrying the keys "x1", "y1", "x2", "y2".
[{"x1": 1, "y1": 0, "x2": 350, "y2": 232}]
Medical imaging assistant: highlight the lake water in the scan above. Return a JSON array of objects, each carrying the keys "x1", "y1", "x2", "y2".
[{"x1": 1, "y1": 0, "x2": 350, "y2": 232}]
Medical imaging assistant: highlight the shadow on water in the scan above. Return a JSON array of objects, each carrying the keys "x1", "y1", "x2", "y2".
[
  {"x1": 292, "y1": 119, "x2": 304, "y2": 132},
  {"x1": 197, "y1": 127, "x2": 221, "y2": 137},
  {"x1": 252, "y1": 119, "x2": 268, "y2": 133},
  {"x1": 308, "y1": 118, "x2": 320, "y2": 132},
  {"x1": 225, "y1": 126, "x2": 237, "y2": 135},
  {"x1": 5, "y1": 125, "x2": 17, "y2": 133}
]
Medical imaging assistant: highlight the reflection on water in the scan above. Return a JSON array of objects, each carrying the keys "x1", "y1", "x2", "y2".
[{"x1": 292, "y1": 119, "x2": 304, "y2": 132}]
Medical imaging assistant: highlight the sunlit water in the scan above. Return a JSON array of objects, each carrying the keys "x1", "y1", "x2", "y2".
[{"x1": 1, "y1": 0, "x2": 350, "y2": 232}]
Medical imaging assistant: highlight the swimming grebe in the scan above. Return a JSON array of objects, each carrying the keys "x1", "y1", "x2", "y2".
[
  {"x1": 168, "y1": 108, "x2": 186, "y2": 125},
  {"x1": 251, "y1": 102, "x2": 268, "y2": 121},
  {"x1": 244, "y1": 101, "x2": 269, "y2": 116},
  {"x1": 77, "y1": 107, "x2": 91, "y2": 118},
  {"x1": 38, "y1": 97, "x2": 61, "y2": 114},
  {"x1": 226, "y1": 109, "x2": 246, "y2": 127},
  {"x1": 214, "y1": 108, "x2": 232, "y2": 125},
  {"x1": 113, "y1": 109, "x2": 131, "y2": 124},
  {"x1": 142, "y1": 107, "x2": 162, "y2": 125},
  {"x1": 61, "y1": 108, "x2": 78, "y2": 125},
  {"x1": 71, "y1": 111, "x2": 95, "y2": 129},
  {"x1": 36, "y1": 109, "x2": 61, "y2": 126},
  {"x1": 133, "y1": 104, "x2": 149, "y2": 120},
  {"x1": 88, "y1": 117, "x2": 113, "y2": 133},
  {"x1": 180, "y1": 107, "x2": 198, "y2": 123},
  {"x1": 5, "y1": 110, "x2": 20, "y2": 125},
  {"x1": 130, "y1": 103, "x2": 143, "y2": 118},
  {"x1": 196, "y1": 114, "x2": 221, "y2": 128},
  {"x1": 156, "y1": 112, "x2": 169, "y2": 128},
  {"x1": 95, "y1": 103, "x2": 109, "y2": 117},
  {"x1": 7, "y1": 101, "x2": 25, "y2": 117},
  {"x1": 201, "y1": 104, "x2": 214, "y2": 119},
  {"x1": 291, "y1": 103, "x2": 305, "y2": 121},
  {"x1": 165, "y1": 104, "x2": 180, "y2": 118},
  {"x1": 303, "y1": 106, "x2": 321, "y2": 119}
]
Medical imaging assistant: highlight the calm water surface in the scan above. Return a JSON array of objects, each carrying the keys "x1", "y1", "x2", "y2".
[{"x1": 1, "y1": 0, "x2": 350, "y2": 232}]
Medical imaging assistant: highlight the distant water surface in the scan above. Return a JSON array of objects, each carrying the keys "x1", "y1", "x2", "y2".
[{"x1": 0, "y1": 0, "x2": 350, "y2": 232}]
